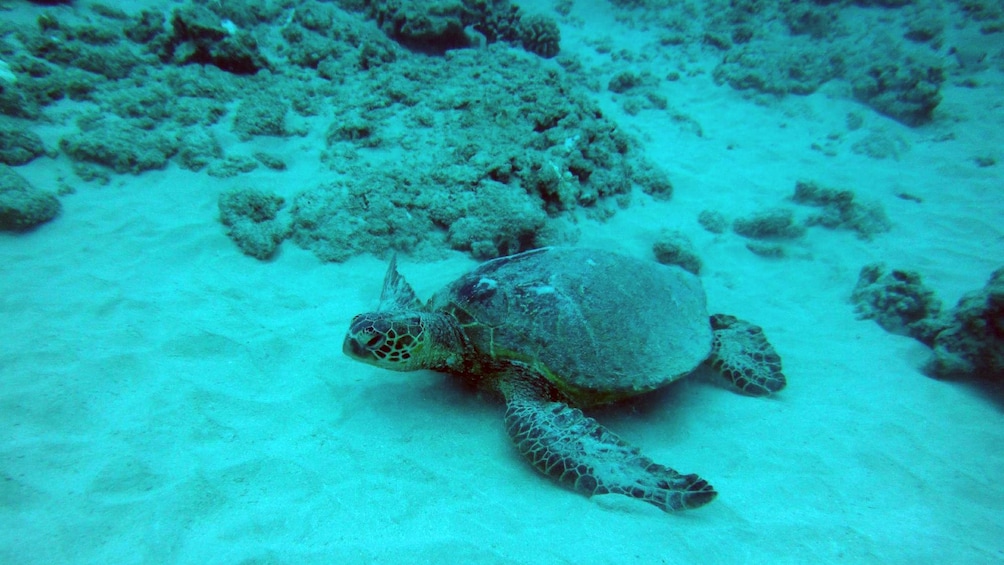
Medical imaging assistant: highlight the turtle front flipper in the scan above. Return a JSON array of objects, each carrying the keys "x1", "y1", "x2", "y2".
[
  {"x1": 708, "y1": 314, "x2": 787, "y2": 396},
  {"x1": 504, "y1": 397, "x2": 717, "y2": 512},
  {"x1": 378, "y1": 254, "x2": 422, "y2": 312}
]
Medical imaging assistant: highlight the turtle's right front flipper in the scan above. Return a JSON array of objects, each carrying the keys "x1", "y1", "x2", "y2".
[{"x1": 504, "y1": 397, "x2": 717, "y2": 512}]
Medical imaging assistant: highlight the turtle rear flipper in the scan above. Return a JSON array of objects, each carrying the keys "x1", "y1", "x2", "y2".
[
  {"x1": 708, "y1": 314, "x2": 787, "y2": 396},
  {"x1": 504, "y1": 397, "x2": 717, "y2": 512}
]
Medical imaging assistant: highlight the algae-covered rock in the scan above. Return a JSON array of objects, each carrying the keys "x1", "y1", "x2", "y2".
[
  {"x1": 745, "y1": 241, "x2": 786, "y2": 258},
  {"x1": 101, "y1": 82, "x2": 176, "y2": 125},
  {"x1": 125, "y1": 9, "x2": 168, "y2": 44},
  {"x1": 732, "y1": 208, "x2": 806, "y2": 240},
  {"x1": 653, "y1": 230, "x2": 702, "y2": 275},
  {"x1": 781, "y1": 1, "x2": 839, "y2": 39},
  {"x1": 325, "y1": 113, "x2": 379, "y2": 146},
  {"x1": 22, "y1": 14, "x2": 145, "y2": 81},
  {"x1": 440, "y1": 180, "x2": 547, "y2": 259},
  {"x1": 254, "y1": 152, "x2": 287, "y2": 171},
  {"x1": 290, "y1": 176, "x2": 436, "y2": 262},
  {"x1": 850, "y1": 130, "x2": 911, "y2": 160},
  {"x1": 207, "y1": 155, "x2": 258, "y2": 178},
  {"x1": 383, "y1": 0, "x2": 471, "y2": 50},
  {"x1": 634, "y1": 160, "x2": 674, "y2": 201},
  {"x1": 59, "y1": 117, "x2": 178, "y2": 174},
  {"x1": 311, "y1": 44, "x2": 660, "y2": 254},
  {"x1": 177, "y1": 128, "x2": 223, "y2": 172},
  {"x1": 280, "y1": 1, "x2": 399, "y2": 71},
  {"x1": 608, "y1": 70, "x2": 646, "y2": 94},
  {"x1": 0, "y1": 80, "x2": 42, "y2": 120},
  {"x1": 165, "y1": 4, "x2": 269, "y2": 74},
  {"x1": 0, "y1": 165, "x2": 60, "y2": 231},
  {"x1": 368, "y1": 0, "x2": 485, "y2": 52},
  {"x1": 210, "y1": 0, "x2": 284, "y2": 28},
  {"x1": 698, "y1": 210, "x2": 728, "y2": 234},
  {"x1": 851, "y1": 263, "x2": 943, "y2": 345},
  {"x1": 852, "y1": 262, "x2": 1004, "y2": 382},
  {"x1": 233, "y1": 92, "x2": 291, "y2": 141},
  {"x1": 713, "y1": 39, "x2": 843, "y2": 95},
  {"x1": 0, "y1": 122, "x2": 46, "y2": 165},
  {"x1": 3, "y1": 43, "x2": 105, "y2": 115},
  {"x1": 290, "y1": 161, "x2": 551, "y2": 262},
  {"x1": 366, "y1": 0, "x2": 556, "y2": 58},
  {"x1": 850, "y1": 58, "x2": 944, "y2": 126},
  {"x1": 218, "y1": 188, "x2": 290, "y2": 260},
  {"x1": 792, "y1": 180, "x2": 891, "y2": 239},
  {"x1": 927, "y1": 268, "x2": 1004, "y2": 382}
]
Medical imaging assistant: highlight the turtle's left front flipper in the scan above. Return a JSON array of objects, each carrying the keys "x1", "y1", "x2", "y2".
[
  {"x1": 708, "y1": 314, "x2": 786, "y2": 396},
  {"x1": 503, "y1": 396, "x2": 717, "y2": 512}
]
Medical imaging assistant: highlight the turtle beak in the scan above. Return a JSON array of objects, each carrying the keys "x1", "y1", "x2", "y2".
[
  {"x1": 343, "y1": 333, "x2": 365, "y2": 359},
  {"x1": 343, "y1": 332, "x2": 387, "y2": 368},
  {"x1": 343, "y1": 314, "x2": 376, "y2": 363}
]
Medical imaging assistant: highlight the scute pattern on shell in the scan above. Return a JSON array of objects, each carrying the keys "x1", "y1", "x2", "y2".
[{"x1": 428, "y1": 247, "x2": 713, "y2": 404}]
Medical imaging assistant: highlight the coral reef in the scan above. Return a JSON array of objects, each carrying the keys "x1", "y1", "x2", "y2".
[
  {"x1": 518, "y1": 14, "x2": 561, "y2": 58},
  {"x1": 0, "y1": 0, "x2": 660, "y2": 261},
  {"x1": 629, "y1": 0, "x2": 951, "y2": 126}
]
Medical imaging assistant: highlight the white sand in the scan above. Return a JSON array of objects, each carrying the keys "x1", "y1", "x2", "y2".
[{"x1": 2, "y1": 1, "x2": 1003, "y2": 563}]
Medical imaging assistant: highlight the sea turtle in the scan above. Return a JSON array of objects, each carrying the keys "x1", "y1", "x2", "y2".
[{"x1": 343, "y1": 247, "x2": 785, "y2": 512}]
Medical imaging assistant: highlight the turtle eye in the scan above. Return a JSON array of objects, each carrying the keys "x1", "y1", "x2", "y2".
[{"x1": 364, "y1": 333, "x2": 384, "y2": 348}]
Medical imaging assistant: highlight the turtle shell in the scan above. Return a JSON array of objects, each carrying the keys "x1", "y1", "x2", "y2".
[{"x1": 427, "y1": 247, "x2": 712, "y2": 404}]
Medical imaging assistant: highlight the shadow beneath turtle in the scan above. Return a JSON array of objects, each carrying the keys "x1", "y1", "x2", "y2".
[
  {"x1": 584, "y1": 373, "x2": 708, "y2": 436},
  {"x1": 419, "y1": 372, "x2": 504, "y2": 417},
  {"x1": 953, "y1": 378, "x2": 1004, "y2": 413},
  {"x1": 416, "y1": 365, "x2": 748, "y2": 433}
]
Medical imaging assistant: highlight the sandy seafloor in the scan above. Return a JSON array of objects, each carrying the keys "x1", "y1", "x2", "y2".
[{"x1": 2, "y1": 0, "x2": 1003, "y2": 563}]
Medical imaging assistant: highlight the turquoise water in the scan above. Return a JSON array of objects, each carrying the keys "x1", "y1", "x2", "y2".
[{"x1": 2, "y1": 0, "x2": 1002, "y2": 563}]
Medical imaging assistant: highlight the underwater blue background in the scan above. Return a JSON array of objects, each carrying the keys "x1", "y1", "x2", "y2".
[{"x1": 1, "y1": 0, "x2": 1002, "y2": 562}]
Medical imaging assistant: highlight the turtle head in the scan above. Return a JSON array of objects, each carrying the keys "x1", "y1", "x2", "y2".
[{"x1": 343, "y1": 311, "x2": 440, "y2": 372}]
